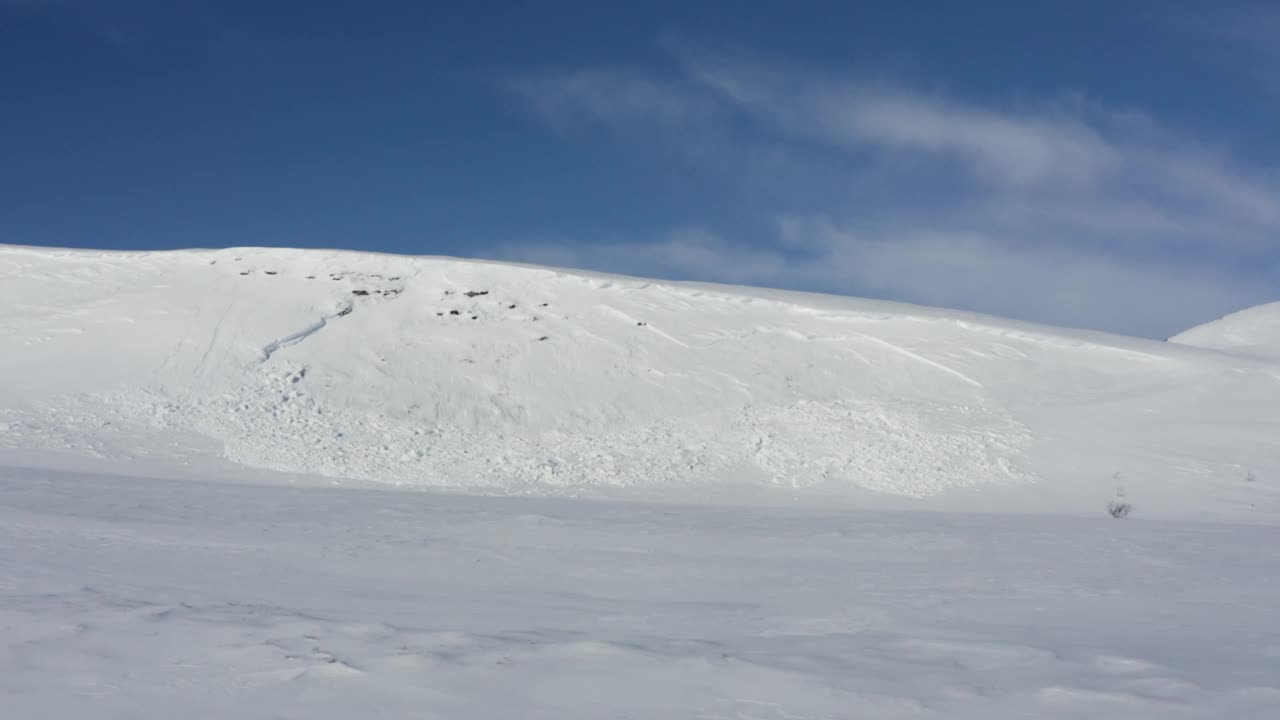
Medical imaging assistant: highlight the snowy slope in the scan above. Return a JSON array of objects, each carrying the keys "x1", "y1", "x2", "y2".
[
  {"x1": 5, "y1": 244, "x2": 1280, "y2": 719},
  {"x1": 1170, "y1": 301, "x2": 1280, "y2": 362},
  {"x1": 2, "y1": 244, "x2": 1278, "y2": 518}
]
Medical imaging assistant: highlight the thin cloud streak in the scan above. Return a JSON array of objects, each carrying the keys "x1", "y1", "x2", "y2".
[{"x1": 505, "y1": 42, "x2": 1279, "y2": 337}]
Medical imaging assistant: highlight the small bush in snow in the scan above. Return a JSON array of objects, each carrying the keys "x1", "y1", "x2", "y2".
[{"x1": 1107, "y1": 500, "x2": 1132, "y2": 519}]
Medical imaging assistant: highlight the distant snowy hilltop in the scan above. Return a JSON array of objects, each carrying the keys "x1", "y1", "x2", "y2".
[
  {"x1": 2, "y1": 244, "x2": 1277, "y2": 519},
  {"x1": 1171, "y1": 301, "x2": 1280, "y2": 364}
]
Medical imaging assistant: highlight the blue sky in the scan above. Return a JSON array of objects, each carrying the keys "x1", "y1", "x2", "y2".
[{"x1": 3, "y1": 0, "x2": 1278, "y2": 337}]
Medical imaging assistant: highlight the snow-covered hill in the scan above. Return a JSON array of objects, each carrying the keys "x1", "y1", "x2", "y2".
[
  {"x1": 2, "y1": 244, "x2": 1277, "y2": 518},
  {"x1": 1170, "y1": 301, "x2": 1280, "y2": 363},
  {"x1": 5, "y1": 244, "x2": 1280, "y2": 718}
]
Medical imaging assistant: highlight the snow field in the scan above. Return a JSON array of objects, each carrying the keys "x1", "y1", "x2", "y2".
[{"x1": 3, "y1": 468, "x2": 1279, "y2": 719}]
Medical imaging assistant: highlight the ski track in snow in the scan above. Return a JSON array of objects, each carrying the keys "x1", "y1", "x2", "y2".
[{"x1": 848, "y1": 329, "x2": 983, "y2": 387}]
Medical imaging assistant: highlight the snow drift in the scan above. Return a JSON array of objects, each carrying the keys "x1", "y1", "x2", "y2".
[{"x1": 1, "y1": 244, "x2": 1277, "y2": 516}]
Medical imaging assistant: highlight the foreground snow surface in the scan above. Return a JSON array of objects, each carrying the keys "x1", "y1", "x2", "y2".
[{"x1": 3, "y1": 467, "x2": 1279, "y2": 719}]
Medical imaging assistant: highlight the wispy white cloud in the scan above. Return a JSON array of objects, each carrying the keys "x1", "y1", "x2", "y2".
[
  {"x1": 814, "y1": 92, "x2": 1116, "y2": 188},
  {"x1": 674, "y1": 47, "x2": 1116, "y2": 189},
  {"x1": 768, "y1": 216, "x2": 1262, "y2": 337},
  {"x1": 505, "y1": 42, "x2": 1280, "y2": 337}
]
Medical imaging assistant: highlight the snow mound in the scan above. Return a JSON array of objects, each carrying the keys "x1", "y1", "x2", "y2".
[
  {"x1": 2, "y1": 244, "x2": 1278, "y2": 515},
  {"x1": 1169, "y1": 301, "x2": 1280, "y2": 362}
]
